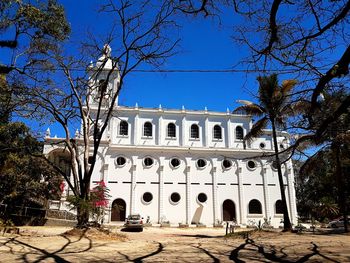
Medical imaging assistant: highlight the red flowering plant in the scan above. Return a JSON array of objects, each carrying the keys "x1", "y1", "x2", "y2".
[{"x1": 89, "y1": 181, "x2": 111, "y2": 225}]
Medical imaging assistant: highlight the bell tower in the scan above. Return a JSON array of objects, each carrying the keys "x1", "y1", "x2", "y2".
[{"x1": 87, "y1": 44, "x2": 120, "y2": 107}]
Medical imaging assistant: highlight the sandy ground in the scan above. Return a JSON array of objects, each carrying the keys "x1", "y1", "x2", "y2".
[{"x1": 0, "y1": 226, "x2": 349, "y2": 262}]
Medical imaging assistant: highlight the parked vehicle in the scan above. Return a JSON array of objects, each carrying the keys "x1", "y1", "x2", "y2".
[
  {"x1": 328, "y1": 217, "x2": 350, "y2": 228},
  {"x1": 124, "y1": 214, "x2": 143, "y2": 231}
]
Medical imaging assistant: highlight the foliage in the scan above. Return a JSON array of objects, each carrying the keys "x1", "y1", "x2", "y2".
[
  {"x1": 66, "y1": 181, "x2": 110, "y2": 225},
  {"x1": 233, "y1": 74, "x2": 298, "y2": 231},
  {"x1": 0, "y1": 0, "x2": 70, "y2": 74},
  {"x1": 0, "y1": 122, "x2": 62, "y2": 214}
]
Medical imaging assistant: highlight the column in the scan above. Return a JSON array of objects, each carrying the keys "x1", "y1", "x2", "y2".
[
  {"x1": 185, "y1": 164, "x2": 191, "y2": 225},
  {"x1": 130, "y1": 156, "x2": 137, "y2": 215},
  {"x1": 226, "y1": 117, "x2": 232, "y2": 148},
  {"x1": 133, "y1": 113, "x2": 139, "y2": 145},
  {"x1": 158, "y1": 162, "x2": 164, "y2": 223},
  {"x1": 158, "y1": 115, "x2": 162, "y2": 145},
  {"x1": 204, "y1": 116, "x2": 209, "y2": 147},
  {"x1": 287, "y1": 164, "x2": 298, "y2": 225},
  {"x1": 262, "y1": 167, "x2": 271, "y2": 220},
  {"x1": 237, "y1": 165, "x2": 246, "y2": 225},
  {"x1": 181, "y1": 115, "x2": 186, "y2": 146},
  {"x1": 211, "y1": 165, "x2": 219, "y2": 225}
]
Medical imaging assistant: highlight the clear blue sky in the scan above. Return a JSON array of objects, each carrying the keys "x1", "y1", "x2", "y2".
[{"x1": 59, "y1": 0, "x2": 256, "y2": 112}]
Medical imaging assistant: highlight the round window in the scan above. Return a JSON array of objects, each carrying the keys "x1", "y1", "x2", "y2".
[
  {"x1": 170, "y1": 158, "x2": 180, "y2": 168},
  {"x1": 142, "y1": 192, "x2": 153, "y2": 203},
  {"x1": 260, "y1": 142, "x2": 266, "y2": 149},
  {"x1": 197, "y1": 159, "x2": 207, "y2": 168},
  {"x1": 170, "y1": 192, "x2": 181, "y2": 204},
  {"x1": 116, "y1": 156, "x2": 126, "y2": 166},
  {"x1": 198, "y1": 193, "x2": 207, "y2": 203},
  {"x1": 222, "y1": 159, "x2": 232, "y2": 169},
  {"x1": 272, "y1": 161, "x2": 278, "y2": 170},
  {"x1": 144, "y1": 157, "x2": 154, "y2": 167},
  {"x1": 247, "y1": 160, "x2": 256, "y2": 170}
]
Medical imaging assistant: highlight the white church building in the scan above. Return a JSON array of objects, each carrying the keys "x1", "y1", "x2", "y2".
[{"x1": 44, "y1": 48, "x2": 298, "y2": 228}]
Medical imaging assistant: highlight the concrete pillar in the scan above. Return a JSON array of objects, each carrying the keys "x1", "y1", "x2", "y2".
[
  {"x1": 237, "y1": 165, "x2": 245, "y2": 224},
  {"x1": 158, "y1": 115, "x2": 162, "y2": 145},
  {"x1": 133, "y1": 113, "x2": 139, "y2": 145},
  {"x1": 211, "y1": 165, "x2": 219, "y2": 225},
  {"x1": 130, "y1": 157, "x2": 137, "y2": 215},
  {"x1": 226, "y1": 117, "x2": 232, "y2": 148},
  {"x1": 262, "y1": 167, "x2": 271, "y2": 220},
  {"x1": 181, "y1": 115, "x2": 186, "y2": 146},
  {"x1": 185, "y1": 164, "x2": 191, "y2": 224},
  {"x1": 204, "y1": 116, "x2": 209, "y2": 147},
  {"x1": 158, "y1": 161, "x2": 164, "y2": 223},
  {"x1": 287, "y1": 165, "x2": 298, "y2": 225}
]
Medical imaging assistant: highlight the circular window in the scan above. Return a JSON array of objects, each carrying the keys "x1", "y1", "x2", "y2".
[
  {"x1": 272, "y1": 161, "x2": 278, "y2": 170},
  {"x1": 247, "y1": 160, "x2": 256, "y2": 170},
  {"x1": 197, "y1": 159, "x2": 207, "y2": 168},
  {"x1": 222, "y1": 159, "x2": 232, "y2": 169},
  {"x1": 116, "y1": 156, "x2": 126, "y2": 166},
  {"x1": 260, "y1": 142, "x2": 266, "y2": 149},
  {"x1": 142, "y1": 192, "x2": 153, "y2": 204},
  {"x1": 170, "y1": 158, "x2": 180, "y2": 168},
  {"x1": 143, "y1": 157, "x2": 154, "y2": 167},
  {"x1": 197, "y1": 193, "x2": 207, "y2": 203},
  {"x1": 170, "y1": 192, "x2": 181, "y2": 204}
]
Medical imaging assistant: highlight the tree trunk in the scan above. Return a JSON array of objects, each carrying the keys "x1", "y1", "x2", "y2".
[
  {"x1": 333, "y1": 142, "x2": 348, "y2": 233},
  {"x1": 76, "y1": 198, "x2": 89, "y2": 228},
  {"x1": 271, "y1": 119, "x2": 292, "y2": 231}
]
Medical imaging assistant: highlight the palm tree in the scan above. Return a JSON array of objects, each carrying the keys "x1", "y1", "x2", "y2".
[{"x1": 233, "y1": 74, "x2": 297, "y2": 231}]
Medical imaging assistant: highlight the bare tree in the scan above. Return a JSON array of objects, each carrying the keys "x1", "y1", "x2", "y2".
[{"x1": 19, "y1": 0, "x2": 180, "y2": 227}]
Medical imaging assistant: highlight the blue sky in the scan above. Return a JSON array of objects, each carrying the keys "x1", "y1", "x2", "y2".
[{"x1": 59, "y1": 0, "x2": 254, "y2": 112}]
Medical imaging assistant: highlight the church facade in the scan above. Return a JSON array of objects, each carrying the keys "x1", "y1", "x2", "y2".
[{"x1": 44, "y1": 49, "x2": 298, "y2": 228}]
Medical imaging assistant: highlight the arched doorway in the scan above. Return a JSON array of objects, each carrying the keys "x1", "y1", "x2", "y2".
[
  {"x1": 223, "y1": 200, "x2": 236, "y2": 221},
  {"x1": 111, "y1": 199, "x2": 126, "y2": 221}
]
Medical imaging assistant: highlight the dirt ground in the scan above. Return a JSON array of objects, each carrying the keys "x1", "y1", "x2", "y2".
[{"x1": 0, "y1": 226, "x2": 349, "y2": 262}]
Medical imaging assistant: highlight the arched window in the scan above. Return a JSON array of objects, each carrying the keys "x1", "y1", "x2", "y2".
[
  {"x1": 167, "y1": 123, "x2": 176, "y2": 138},
  {"x1": 248, "y1": 199, "x2": 262, "y2": 214},
  {"x1": 213, "y1": 125, "x2": 222, "y2": 139},
  {"x1": 190, "y1": 124, "x2": 199, "y2": 139},
  {"x1": 119, "y1": 120, "x2": 128, "y2": 136},
  {"x1": 275, "y1": 200, "x2": 284, "y2": 214},
  {"x1": 143, "y1": 122, "x2": 152, "y2": 137},
  {"x1": 235, "y1": 126, "x2": 244, "y2": 140}
]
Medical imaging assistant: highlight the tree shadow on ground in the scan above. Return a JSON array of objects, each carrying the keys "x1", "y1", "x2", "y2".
[
  {"x1": 229, "y1": 236, "x2": 342, "y2": 263},
  {"x1": 118, "y1": 242, "x2": 163, "y2": 263},
  {"x1": 0, "y1": 228, "x2": 93, "y2": 263},
  {"x1": 174, "y1": 234, "x2": 223, "y2": 239},
  {"x1": 193, "y1": 243, "x2": 221, "y2": 263}
]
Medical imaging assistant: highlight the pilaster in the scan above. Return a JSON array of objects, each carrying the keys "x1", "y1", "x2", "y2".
[
  {"x1": 237, "y1": 165, "x2": 245, "y2": 224},
  {"x1": 262, "y1": 167, "x2": 271, "y2": 220},
  {"x1": 158, "y1": 160, "x2": 164, "y2": 223},
  {"x1": 130, "y1": 157, "x2": 137, "y2": 215},
  {"x1": 211, "y1": 165, "x2": 219, "y2": 224},
  {"x1": 185, "y1": 163, "x2": 191, "y2": 224}
]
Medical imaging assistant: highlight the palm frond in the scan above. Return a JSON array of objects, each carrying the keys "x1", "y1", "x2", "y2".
[
  {"x1": 244, "y1": 116, "x2": 268, "y2": 144},
  {"x1": 233, "y1": 104, "x2": 265, "y2": 116},
  {"x1": 281, "y1": 79, "x2": 297, "y2": 95},
  {"x1": 236, "y1": 100, "x2": 254, "y2": 106}
]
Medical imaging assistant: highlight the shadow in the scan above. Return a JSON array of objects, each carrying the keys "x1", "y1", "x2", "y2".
[
  {"x1": 194, "y1": 244, "x2": 221, "y2": 263},
  {"x1": 191, "y1": 205, "x2": 204, "y2": 224},
  {"x1": 229, "y1": 236, "x2": 341, "y2": 263},
  {"x1": 0, "y1": 227, "x2": 94, "y2": 263},
  {"x1": 175, "y1": 234, "x2": 224, "y2": 239},
  {"x1": 118, "y1": 242, "x2": 164, "y2": 263},
  {"x1": 121, "y1": 227, "x2": 143, "y2": 232}
]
